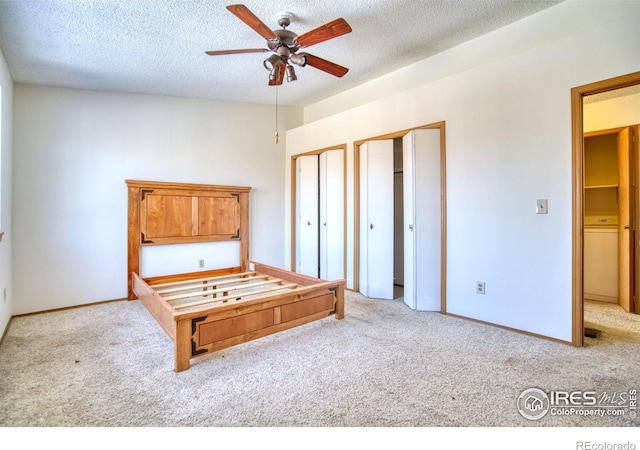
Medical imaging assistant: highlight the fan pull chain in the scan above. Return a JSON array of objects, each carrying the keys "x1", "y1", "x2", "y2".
[{"x1": 274, "y1": 85, "x2": 279, "y2": 144}]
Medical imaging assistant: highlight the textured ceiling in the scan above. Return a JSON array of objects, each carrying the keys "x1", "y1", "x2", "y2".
[{"x1": 0, "y1": 0, "x2": 565, "y2": 107}]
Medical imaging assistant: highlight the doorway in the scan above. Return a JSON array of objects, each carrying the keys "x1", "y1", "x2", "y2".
[
  {"x1": 355, "y1": 122, "x2": 447, "y2": 312},
  {"x1": 571, "y1": 71, "x2": 640, "y2": 346},
  {"x1": 583, "y1": 127, "x2": 637, "y2": 312}
]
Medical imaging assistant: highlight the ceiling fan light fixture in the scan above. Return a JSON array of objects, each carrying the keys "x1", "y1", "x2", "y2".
[
  {"x1": 289, "y1": 53, "x2": 307, "y2": 67},
  {"x1": 286, "y1": 65, "x2": 297, "y2": 82},
  {"x1": 263, "y1": 54, "x2": 281, "y2": 71},
  {"x1": 269, "y1": 65, "x2": 281, "y2": 82}
]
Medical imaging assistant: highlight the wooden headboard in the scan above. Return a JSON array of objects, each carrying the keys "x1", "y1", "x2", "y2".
[{"x1": 126, "y1": 180, "x2": 251, "y2": 299}]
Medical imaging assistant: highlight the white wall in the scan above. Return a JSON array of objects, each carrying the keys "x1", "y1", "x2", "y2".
[
  {"x1": 285, "y1": 0, "x2": 640, "y2": 342},
  {"x1": 0, "y1": 48, "x2": 13, "y2": 332},
  {"x1": 13, "y1": 85, "x2": 302, "y2": 314}
]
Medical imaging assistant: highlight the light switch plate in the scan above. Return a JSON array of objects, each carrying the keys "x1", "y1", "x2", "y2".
[{"x1": 536, "y1": 199, "x2": 548, "y2": 214}]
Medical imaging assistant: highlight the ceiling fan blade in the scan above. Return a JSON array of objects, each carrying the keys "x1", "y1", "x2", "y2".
[
  {"x1": 296, "y1": 18, "x2": 352, "y2": 48},
  {"x1": 226, "y1": 4, "x2": 278, "y2": 41},
  {"x1": 268, "y1": 62, "x2": 286, "y2": 86},
  {"x1": 302, "y1": 53, "x2": 349, "y2": 78},
  {"x1": 205, "y1": 48, "x2": 269, "y2": 56}
]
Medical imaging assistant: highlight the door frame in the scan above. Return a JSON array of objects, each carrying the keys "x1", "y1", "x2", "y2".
[
  {"x1": 291, "y1": 144, "x2": 347, "y2": 279},
  {"x1": 353, "y1": 121, "x2": 447, "y2": 312},
  {"x1": 571, "y1": 71, "x2": 640, "y2": 346}
]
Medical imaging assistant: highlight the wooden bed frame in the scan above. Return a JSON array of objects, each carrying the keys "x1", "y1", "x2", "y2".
[{"x1": 126, "y1": 180, "x2": 345, "y2": 372}]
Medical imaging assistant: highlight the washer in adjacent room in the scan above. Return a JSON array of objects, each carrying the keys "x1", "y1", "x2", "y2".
[{"x1": 584, "y1": 215, "x2": 618, "y2": 303}]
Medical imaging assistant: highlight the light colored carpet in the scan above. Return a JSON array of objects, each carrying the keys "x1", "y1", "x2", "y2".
[{"x1": 0, "y1": 291, "x2": 638, "y2": 427}]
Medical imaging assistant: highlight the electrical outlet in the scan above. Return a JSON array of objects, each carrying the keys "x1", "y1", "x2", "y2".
[
  {"x1": 476, "y1": 281, "x2": 486, "y2": 295},
  {"x1": 199, "y1": 259, "x2": 205, "y2": 269}
]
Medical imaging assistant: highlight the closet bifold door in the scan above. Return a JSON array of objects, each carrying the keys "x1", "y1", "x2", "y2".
[
  {"x1": 360, "y1": 140, "x2": 395, "y2": 299},
  {"x1": 319, "y1": 150, "x2": 344, "y2": 281},
  {"x1": 635, "y1": 126, "x2": 640, "y2": 315},
  {"x1": 618, "y1": 127, "x2": 633, "y2": 312},
  {"x1": 296, "y1": 155, "x2": 320, "y2": 277},
  {"x1": 296, "y1": 150, "x2": 345, "y2": 281},
  {"x1": 403, "y1": 129, "x2": 442, "y2": 311}
]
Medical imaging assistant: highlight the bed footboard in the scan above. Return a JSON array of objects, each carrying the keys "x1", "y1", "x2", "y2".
[
  {"x1": 174, "y1": 276, "x2": 344, "y2": 372},
  {"x1": 133, "y1": 266, "x2": 345, "y2": 372}
]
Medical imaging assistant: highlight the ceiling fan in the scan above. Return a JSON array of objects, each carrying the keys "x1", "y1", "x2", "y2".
[{"x1": 206, "y1": 4, "x2": 352, "y2": 85}]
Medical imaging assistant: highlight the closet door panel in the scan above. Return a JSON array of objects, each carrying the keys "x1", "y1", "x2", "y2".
[
  {"x1": 617, "y1": 127, "x2": 632, "y2": 312},
  {"x1": 296, "y1": 155, "x2": 320, "y2": 277},
  {"x1": 360, "y1": 140, "x2": 394, "y2": 299},
  {"x1": 413, "y1": 129, "x2": 442, "y2": 311},
  {"x1": 402, "y1": 133, "x2": 416, "y2": 309},
  {"x1": 320, "y1": 150, "x2": 344, "y2": 281},
  {"x1": 403, "y1": 129, "x2": 441, "y2": 311}
]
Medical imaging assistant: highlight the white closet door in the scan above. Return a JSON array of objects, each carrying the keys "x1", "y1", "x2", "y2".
[
  {"x1": 296, "y1": 155, "x2": 319, "y2": 277},
  {"x1": 319, "y1": 150, "x2": 344, "y2": 281},
  {"x1": 360, "y1": 140, "x2": 394, "y2": 299},
  {"x1": 402, "y1": 133, "x2": 416, "y2": 309},
  {"x1": 403, "y1": 129, "x2": 441, "y2": 311}
]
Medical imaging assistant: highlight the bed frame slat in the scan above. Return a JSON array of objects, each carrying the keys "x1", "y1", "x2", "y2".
[
  {"x1": 172, "y1": 282, "x2": 298, "y2": 310},
  {"x1": 162, "y1": 278, "x2": 288, "y2": 302},
  {"x1": 153, "y1": 274, "x2": 269, "y2": 295},
  {"x1": 150, "y1": 271, "x2": 256, "y2": 289}
]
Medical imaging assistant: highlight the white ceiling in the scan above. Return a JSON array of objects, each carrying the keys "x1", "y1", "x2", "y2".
[{"x1": 0, "y1": 0, "x2": 565, "y2": 107}]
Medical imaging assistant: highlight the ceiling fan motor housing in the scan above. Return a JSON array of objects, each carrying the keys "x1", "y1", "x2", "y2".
[{"x1": 269, "y1": 29, "x2": 299, "y2": 53}]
